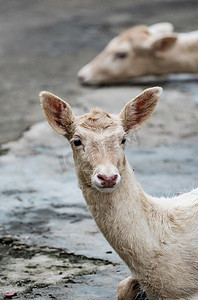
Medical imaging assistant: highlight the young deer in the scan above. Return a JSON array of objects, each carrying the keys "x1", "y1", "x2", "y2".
[
  {"x1": 40, "y1": 87, "x2": 198, "y2": 300},
  {"x1": 78, "y1": 22, "x2": 198, "y2": 85}
]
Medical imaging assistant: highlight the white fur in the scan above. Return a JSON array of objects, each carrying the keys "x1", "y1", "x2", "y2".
[
  {"x1": 78, "y1": 22, "x2": 198, "y2": 84},
  {"x1": 40, "y1": 88, "x2": 198, "y2": 300}
]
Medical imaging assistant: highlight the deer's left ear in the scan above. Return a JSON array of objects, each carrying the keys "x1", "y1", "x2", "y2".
[
  {"x1": 119, "y1": 87, "x2": 162, "y2": 132},
  {"x1": 40, "y1": 91, "x2": 75, "y2": 139}
]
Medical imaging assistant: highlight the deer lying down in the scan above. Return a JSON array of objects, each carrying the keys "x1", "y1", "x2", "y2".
[
  {"x1": 78, "y1": 22, "x2": 198, "y2": 85},
  {"x1": 40, "y1": 87, "x2": 198, "y2": 300}
]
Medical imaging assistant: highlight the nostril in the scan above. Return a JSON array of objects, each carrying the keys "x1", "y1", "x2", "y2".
[
  {"x1": 112, "y1": 174, "x2": 118, "y2": 182},
  {"x1": 97, "y1": 174, "x2": 106, "y2": 182}
]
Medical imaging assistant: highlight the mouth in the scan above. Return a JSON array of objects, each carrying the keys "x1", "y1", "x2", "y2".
[
  {"x1": 78, "y1": 80, "x2": 103, "y2": 87},
  {"x1": 93, "y1": 184, "x2": 119, "y2": 193}
]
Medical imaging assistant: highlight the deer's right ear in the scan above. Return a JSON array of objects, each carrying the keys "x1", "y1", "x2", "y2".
[
  {"x1": 119, "y1": 87, "x2": 162, "y2": 132},
  {"x1": 148, "y1": 22, "x2": 174, "y2": 35},
  {"x1": 40, "y1": 91, "x2": 75, "y2": 139}
]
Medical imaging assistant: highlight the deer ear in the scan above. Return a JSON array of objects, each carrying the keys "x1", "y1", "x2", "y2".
[
  {"x1": 119, "y1": 87, "x2": 162, "y2": 132},
  {"x1": 148, "y1": 22, "x2": 174, "y2": 35},
  {"x1": 151, "y1": 35, "x2": 177, "y2": 51},
  {"x1": 40, "y1": 91, "x2": 75, "y2": 139}
]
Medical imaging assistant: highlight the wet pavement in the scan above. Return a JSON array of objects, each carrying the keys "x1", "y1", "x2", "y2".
[{"x1": 0, "y1": 1, "x2": 198, "y2": 299}]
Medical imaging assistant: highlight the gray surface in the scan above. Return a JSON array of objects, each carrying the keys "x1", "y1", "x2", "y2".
[
  {"x1": 0, "y1": 1, "x2": 198, "y2": 299},
  {"x1": 1, "y1": 0, "x2": 198, "y2": 145}
]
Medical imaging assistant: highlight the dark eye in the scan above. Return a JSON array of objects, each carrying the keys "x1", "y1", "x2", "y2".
[
  {"x1": 115, "y1": 52, "x2": 128, "y2": 59},
  {"x1": 74, "y1": 139, "x2": 82, "y2": 147},
  {"x1": 121, "y1": 138, "x2": 126, "y2": 145}
]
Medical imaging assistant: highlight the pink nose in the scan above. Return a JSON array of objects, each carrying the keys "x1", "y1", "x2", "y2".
[
  {"x1": 97, "y1": 174, "x2": 118, "y2": 188},
  {"x1": 78, "y1": 74, "x2": 85, "y2": 83}
]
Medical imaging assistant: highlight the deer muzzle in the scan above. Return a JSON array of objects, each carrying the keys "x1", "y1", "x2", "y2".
[{"x1": 92, "y1": 165, "x2": 121, "y2": 192}]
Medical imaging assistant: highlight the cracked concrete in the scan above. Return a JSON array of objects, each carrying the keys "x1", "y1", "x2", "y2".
[{"x1": 0, "y1": 237, "x2": 115, "y2": 298}]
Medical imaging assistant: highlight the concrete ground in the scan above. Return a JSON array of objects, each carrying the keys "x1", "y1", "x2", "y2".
[{"x1": 0, "y1": 1, "x2": 198, "y2": 299}]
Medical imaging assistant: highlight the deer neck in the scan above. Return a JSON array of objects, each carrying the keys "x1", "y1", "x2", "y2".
[{"x1": 78, "y1": 161, "x2": 159, "y2": 270}]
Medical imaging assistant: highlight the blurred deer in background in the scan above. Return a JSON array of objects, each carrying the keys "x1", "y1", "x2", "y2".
[
  {"x1": 40, "y1": 87, "x2": 198, "y2": 299},
  {"x1": 78, "y1": 22, "x2": 198, "y2": 85}
]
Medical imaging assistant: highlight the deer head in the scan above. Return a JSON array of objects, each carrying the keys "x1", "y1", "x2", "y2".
[
  {"x1": 40, "y1": 87, "x2": 162, "y2": 192},
  {"x1": 78, "y1": 23, "x2": 177, "y2": 85}
]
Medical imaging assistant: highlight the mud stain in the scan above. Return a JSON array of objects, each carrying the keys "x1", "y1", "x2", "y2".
[{"x1": 0, "y1": 237, "x2": 114, "y2": 298}]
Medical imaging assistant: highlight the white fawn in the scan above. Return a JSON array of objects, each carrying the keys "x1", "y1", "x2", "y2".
[
  {"x1": 40, "y1": 87, "x2": 198, "y2": 299},
  {"x1": 78, "y1": 22, "x2": 198, "y2": 85}
]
